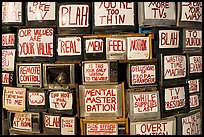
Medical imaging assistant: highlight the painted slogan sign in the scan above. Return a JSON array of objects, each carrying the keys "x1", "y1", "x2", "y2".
[
  {"x1": 59, "y1": 4, "x2": 89, "y2": 27},
  {"x1": 181, "y1": 111, "x2": 201, "y2": 135},
  {"x1": 49, "y1": 91, "x2": 73, "y2": 110},
  {"x1": 144, "y1": 2, "x2": 175, "y2": 20},
  {"x1": 12, "y1": 112, "x2": 32, "y2": 130},
  {"x1": 85, "y1": 39, "x2": 103, "y2": 53},
  {"x1": 185, "y1": 29, "x2": 202, "y2": 49},
  {"x1": 163, "y1": 55, "x2": 186, "y2": 79},
  {"x1": 85, "y1": 88, "x2": 117, "y2": 113},
  {"x1": 3, "y1": 87, "x2": 26, "y2": 111},
  {"x1": 57, "y1": 37, "x2": 81, "y2": 56},
  {"x1": 181, "y1": 2, "x2": 202, "y2": 22},
  {"x1": 2, "y1": 72, "x2": 10, "y2": 85},
  {"x1": 27, "y1": 2, "x2": 56, "y2": 21},
  {"x1": 18, "y1": 28, "x2": 54, "y2": 57},
  {"x1": 165, "y1": 86, "x2": 186, "y2": 110},
  {"x1": 188, "y1": 79, "x2": 200, "y2": 94},
  {"x1": 28, "y1": 92, "x2": 45, "y2": 106},
  {"x1": 127, "y1": 37, "x2": 150, "y2": 60},
  {"x1": 86, "y1": 123, "x2": 118, "y2": 135},
  {"x1": 2, "y1": 33, "x2": 15, "y2": 47},
  {"x1": 130, "y1": 64, "x2": 156, "y2": 85},
  {"x1": 189, "y1": 94, "x2": 199, "y2": 109},
  {"x1": 2, "y1": 2, "x2": 22, "y2": 23},
  {"x1": 2, "y1": 49, "x2": 15, "y2": 71},
  {"x1": 94, "y1": 2, "x2": 134, "y2": 26},
  {"x1": 189, "y1": 56, "x2": 202, "y2": 74},
  {"x1": 44, "y1": 115, "x2": 60, "y2": 129},
  {"x1": 61, "y1": 117, "x2": 76, "y2": 135}
]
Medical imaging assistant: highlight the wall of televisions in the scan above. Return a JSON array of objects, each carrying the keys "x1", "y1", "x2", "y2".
[{"x1": 2, "y1": 2, "x2": 202, "y2": 135}]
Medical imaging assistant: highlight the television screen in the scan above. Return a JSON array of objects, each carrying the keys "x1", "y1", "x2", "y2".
[
  {"x1": 2, "y1": 49, "x2": 16, "y2": 71},
  {"x1": 82, "y1": 60, "x2": 118, "y2": 85},
  {"x1": 26, "y1": 2, "x2": 56, "y2": 26},
  {"x1": 2, "y1": 33, "x2": 16, "y2": 47},
  {"x1": 79, "y1": 84, "x2": 123, "y2": 118},
  {"x1": 16, "y1": 63, "x2": 42, "y2": 88},
  {"x1": 61, "y1": 117, "x2": 77, "y2": 135},
  {"x1": 43, "y1": 63, "x2": 75, "y2": 89},
  {"x1": 92, "y1": 2, "x2": 137, "y2": 34},
  {"x1": 57, "y1": 2, "x2": 91, "y2": 34},
  {"x1": 2, "y1": 72, "x2": 15, "y2": 86},
  {"x1": 17, "y1": 27, "x2": 55, "y2": 62},
  {"x1": 177, "y1": 2, "x2": 202, "y2": 29},
  {"x1": 138, "y1": 2, "x2": 176, "y2": 27},
  {"x1": 3, "y1": 86, "x2": 26, "y2": 112},
  {"x1": 188, "y1": 78, "x2": 201, "y2": 94},
  {"x1": 189, "y1": 94, "x2": 200, "y2": 110},
  {"x1": 130, "y1": 116, "x2": 176, "y2": 135}
]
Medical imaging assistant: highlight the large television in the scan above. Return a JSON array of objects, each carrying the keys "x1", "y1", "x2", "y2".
[
  {"x1": 16, "y1": 27, "x2": 55, "y2": 62},
  {"x1": 57, "y1": 2, "x2": 91, "y2": 34},
  {"x1": 177, "y1": 2, "x2": 202, "y2": 29},
  {"x1": 25, "y1": 2, "x2": 56, "y2": 26},
  {"x1": 138, "y1": 2, "x2": 176, "y2": 27},
  {"x1": 92, "y1": 2, "x2": 137, "y2": 34}
]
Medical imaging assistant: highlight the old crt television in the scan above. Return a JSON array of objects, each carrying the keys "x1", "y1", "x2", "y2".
[
  {"x1": 126, "y1": 89, "x2": 161, "y2": 121},
  {"x1": 188, "y1": 78, "x2": 202, "y2": 94},
  {"x1": 17, "y1": 27, "x2": 55, "y2": 62},
  {"x1": 130, "y1": 116, "x2": 176, "y2": 135},
  {"x1": 8, "y1": 111, "x2": 41, "y2": 133},
  {"x1": 43, "y1": 63, "x2": 76, "y2": 89},
  {"x1": 26, "y1": 2, "x2": 56, "y2": 26},
  {"x1": 16, "y1": 63, "x2": 42, "y2": 88},
  {"x1": 127, "y1": 59, "x2": 158, "y2": 89},
  {"x1": 2, "y1": 71, "x2": 15, "y2": 86},
  {"x1": 47, "y1": 89, "x2": 76, "y2": 116},
  {"x1": 177, "y1": 2, "x2": 202, "y2": 29},
  {"x1": 26, "y1": 88, "x2": 48, "y2": 112},
  {"x1": 152, "y1": 27, "x2": 183, "y2": 54},
  {"x1": 186, "y1": 52, "x2": 202, "y2": 79},
  {"x1": 159, "y1": 82, "x2": 190, "y2": 118},
  {"x1": 82, "y1": 60, "x2": 118, "y2": 85},
  {"x1": 2, "y1": 49, "x2": 16, "y2": 72},
  {"x1": 61, "y1": 117, "x2": 78, "y2": 135},
  {"x1": 182, "y1": 28, "x2": 202, "y2": 51},
  {"x1": 157, "y1": 53, "x2": 187, "y2": 86},
  {"x1": 92, "y1": 2, "x2": 137, "y2": 34},
  {"x1": 79, "y1": 84, "x2": 123, "y2": 118},
  {"x1": 56, "y1": 35, "x2": 83, "y2": 61},
  {"x1": 189, "y1": 93, "x2": 201, "y2": 111},
  {"x1": 42, "y1": 112, "x2": 61, "y2": 135},
  {"x1": 2, "y1": 2, "x2": 25, "y2": 26},
  {"x1": 83, "y1": 35, "x2": 106, "y2": 60},
  {"x1": 2, "y1": 33, "x2": 16, "y2": 48},
  {"x1": 176, "y1": 109, "x2": 201, "y2": 135},
  {"x1": 57, "y1": 2, "x2": 91, "y2": 34},
  {"x1": 138, "y1": 2, "x2": 176, "y2": 27}
]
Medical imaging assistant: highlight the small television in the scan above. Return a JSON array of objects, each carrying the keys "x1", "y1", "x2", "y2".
[
  {"x1": 2, "y1": 33, "x2": 16, "y2": 48},
  {"x1": 177, "y1": 2, "x2": 202, "y2": 29},
  {"x1": 16, "y1": 63, "x2": 42, "y2": 88},
  {"x1": 2, "y1": 72, "x2": 15, "y2": 86},
  {"x1": 138, "y1": 2, "x2": 176, "y2": 27},
  {"x1": 83, "y1": 36, "x2": 106, "y2": 60},
  {"x1": 183, "y1": 28, "x2": 202, "y2": 51},
  {"x1": 17, "y1": 27, "x2": 55, "y2": 62},
  {"x1": 79, "y1": 84, "x2": 123, "y2": 118},
  {"x1": 82, "y1": 60, "x2": 118, "y2": 85},
  {"x1": 176, "y1": 109, "x2": 201, "y2": 135},
  {"x1": 186, "y1": 52, "x2": 202, "y2": 79},
  {"x1": 3, "y1": 86, "x2": 26, "y2": 112},
  {"x1": 2, "y1": 49, "x2": 16, "y2": 71},
  {"x1": 130, "y1": 116, "x2": 176, "y2": 135},
  {"x1": 47, "y1": 89, "x2": 76, "y2": 115},
  {"x1": 26, "y1": 2, "x2": 56, "y2": 26},
  {"x1": 61, "y1": 117, "x2": 77, "y2": 135},
  {"x1": 57, "y1": 2, "x2": 91, "y2": 34},
  {"x1": 8, "y1": 111, "x2": 41, "y2": 133},
  {"x1": 188, "y1": 78, "x2": 202, "y2": 94},
  {"x1": 43, "y1": 63, "x2": 76, "y2": 89},
  {"x1": 26, "y1": 88, "x2": 48, "y2": 112},
  {"x1": 159, "y1": 82, "x2": 190, "y2": 118},
  {"x1": 42, "y1": 112, "x2": 61, "y2": 135},
  {"x1": 2, "y1": 2, "x2": 25, "y2": 26},
  {"x1": 157, "y1": 53, "x2": 187, "y2": 86},
  {"x1": 152, "y1": 27, "x2": 183, "y2": 54},
  {"x1": 126, "y1": 59, "x2": 158, "y2": 89},
  {"x1": 126, "y1": 89, "x2": 160, "y2": 121},
  {"x1": 56, "y1": 35, "x2": 83, "y2": 61},
  {"x1": 92, "y1": 2, "x2": 137, "y2": 34},
  {"x1": 189, "y1": 93, "x2": 200, "y2": 110}
]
